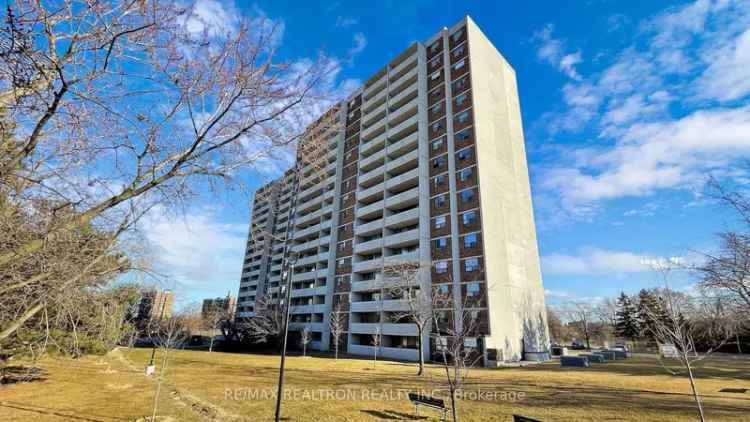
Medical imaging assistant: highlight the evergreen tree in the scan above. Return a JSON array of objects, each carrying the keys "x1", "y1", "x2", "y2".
[
  {"x1": 615, "y1": 292, "x2": 640, "y2": 339},
  {"x1": 637, "y1": 289, "x2": 669, "y2": 339}
]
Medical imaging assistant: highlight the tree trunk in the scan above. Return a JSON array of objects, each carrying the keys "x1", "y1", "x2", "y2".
[
  {"x1": 450, "y1": 387, "x2": 459, "y2": 422},
  {"x1": 303, "y1": 343, "x2": 306, "y2": 357},
  {"x1": 685, "y1": 358, "x2": 706, "y2": 422},
  {"x1": 209, "y1": 336, "x2": 214, "y2": 352},
  {"x1": 416, "y1": 330, "x2": 424, "y2": 376}
]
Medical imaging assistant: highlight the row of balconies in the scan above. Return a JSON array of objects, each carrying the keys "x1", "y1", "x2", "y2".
[
  {"x1": 292, "y1": 235, "x2": 331, "y2": 254},
  {"x1": 356, "y1": 186, "x2": 419, "y2": 219},
  {"x1": 353, "y1": 227, "x2": 419, "y2": 254},
  {"x1": 351, "y1": 250, "x2": 419, "y2": 273},
  {"x1": 349, "y1": 322, "x2": 417, "y2": 336}
]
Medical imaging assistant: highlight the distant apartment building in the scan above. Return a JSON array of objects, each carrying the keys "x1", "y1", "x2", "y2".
[
  {"x1": 202, "y1": 296, "x2": 237, "y2": 319},
  {"x1": 136, "y1": 288, "x2": 174, "y2": 326},
  {"x1": 236, "y1": 16, "x2": 549, "y2": 363}
]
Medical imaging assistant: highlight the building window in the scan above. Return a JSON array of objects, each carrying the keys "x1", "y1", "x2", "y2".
[
  {"x1": 456, "y1": 129, "x2": 471, "y2": 142},
  {"x1": 452, "y1": 45, "x2": 465, "y2": 58},
  {"x1": 433, "y1": 174, "x2": 446, "y2": 187},
  {"x1": 339, "y1": 224, "x2": 349, "y2": 233},
  {"x1": 459, "y1": 167, "x2": 473, "y2": 182},
  {"x1": 456, "y1": 110, "x2": 470, "y2": 124},
  {"x1": 462, "y1": 210, "x2": 477, "y2": 226},
  {"x1": 436, "y1": 284, "x2": 450, "y2": 296},
  {"x1": 430, "y1": 57, "x2": 441, "y2": 69},
  {"x1": 431, "y1": 138, "x2": 444, "y2": 151},
  {"x1": 464, "y1": 257, "x2": 480, "y2": 272},
  {"x1": 455, "y1": 93, "x2": 467, "y2": 106},
  {"x1": 338, "y1": 241, "x2": 348, "y2": 252},
  {"x1": 457, "y1": 146, "x2": 473, "y2": 161},
  {"x1": 460, "y1": 189, "x2": 475, "y2": 203},
  {"x1": 430, "y1": 71, "x2": 441, "y2": 81},
  {"x1": 466, "y1": 282, "x2": 481, "y2": 297},
  {"x1": 431, "y1": 41, "x2": 440, "y2": 53},
  {"x1": 434, "y1": 194, "x2": 447, "y2": 208},
  {"x1": 435, "y1": 237, "x2": 449, "y2": 251},
  {"x1": 432, "y1": 156, "x2": 446, "y2": 169},
  {"x1": 432, "y1": 121, "x2": 443, "y2": 133},
  {"x1": 453, "y1": 59, "x2": 465, "y2": 71},
  {"x1": 435, "y1": 261, "x2": 449, "y2": 274},
  {"x1": 337, "y1": 258, "x2": 349, "y2": 268},
  {"x1": 434, "y1": 215, "x2": 447, "y2": 229},
  {"x1": 452, "y1": 28, "x2": 464, "y2": 42},
  {"x1": 431, "y1": 102, "x2": 442, "y2": 114},
  {"x1": 463, "y1": 233, "x2": 478, "y2": 249}
]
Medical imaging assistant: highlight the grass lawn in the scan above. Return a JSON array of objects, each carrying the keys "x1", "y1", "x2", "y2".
[{"x1": 2, "y1": 348, "x2": 750, "y2": 421}]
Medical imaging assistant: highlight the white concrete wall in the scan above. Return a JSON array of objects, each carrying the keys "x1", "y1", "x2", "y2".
[{"x1": 465, "y1": 17, "x2": 550, "y2": 361}]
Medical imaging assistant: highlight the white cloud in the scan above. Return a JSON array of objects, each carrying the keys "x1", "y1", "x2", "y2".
[
  {"x1": 335, "y1": 16, "x2": 358, "y2": 28},
  {"x1": 542, "y1": 247, "x2": 654, "y2": 276},
  {"x1": 346, "y1": 33, "x2": 368, "y2": 64},
  {"x1": 697, "y1": 27, "x2": 750, "y2": 101},
  {"x1": 536, "y1": 0, "x2": 750, "y2": 220},
  {"x1": 140, "y1": 206, "x2": 247, "y2": 290},
  {"x1": 184, "y1": 0, "x2": 240, "y2": 37},
  {"x1": 532, "y1": 24, "x2": 583, "y2": 80}
]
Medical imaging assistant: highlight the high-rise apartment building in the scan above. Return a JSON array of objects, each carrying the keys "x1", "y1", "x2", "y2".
[{"x1": 236, "y1": 16, "x2": 549, "y2": 363}]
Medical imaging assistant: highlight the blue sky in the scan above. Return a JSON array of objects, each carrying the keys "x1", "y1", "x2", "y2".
[{"x1": 144, "y1": 0, "x2": 750, "y2": 308}]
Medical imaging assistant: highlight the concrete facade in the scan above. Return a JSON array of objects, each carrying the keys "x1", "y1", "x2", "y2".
[{"x1": 236, "y1": 16, "x2": 549, "y2": 363}]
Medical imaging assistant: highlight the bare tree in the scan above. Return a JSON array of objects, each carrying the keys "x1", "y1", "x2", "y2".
[
  {"x1": 300, "y1": 325, "x2": 311, "y2": 358},
  {"x1": 244, "y1": 294, "x2": 283, "y2": 346},
  {"x1": 148, "y1": 313, "x2": 189, "y2": 422},
  {"x1": 594, "y1": 297, "x2": 618, "y2": 345},
  {"x1": 381, "y1": 261, "x2": 432, "y2": 375},
  {"x1": 371, "y1": 326, "x2": 381, "y2": 367},
  {"x1": 564, "y1": 301, "x2": 594, "y2": 349},
  {"x1": 329, "y1": 304, "x2": 346, "y2": 360},
  {"x1": 202, "y1": 304, "x2": 233, "y2": 353},
  {"x1": 644, "y1": 260, "x2": 738, "y2": 422},
  {"x1": 431, "y1": 291, "x2": 483, "y2": 422},
  {"x1": 694, "y1": 176, "x2": 750, "y2": 313},
  {"x1": 0, "y1": 0, "x2": 337, "y2": 343}
]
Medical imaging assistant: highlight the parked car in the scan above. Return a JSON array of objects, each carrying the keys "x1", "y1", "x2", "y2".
[{"x1": 571, "y1": 340, "x2": 586, "y2": 350}]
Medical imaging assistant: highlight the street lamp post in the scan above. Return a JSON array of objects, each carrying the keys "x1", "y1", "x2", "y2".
[{"x1": 274, "y1": 252, "x2": 298, "y2": 422}]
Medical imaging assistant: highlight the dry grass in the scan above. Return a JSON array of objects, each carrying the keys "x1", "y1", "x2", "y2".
[{"x1": 2, "y1": 348, "x2": 750, "y2": 421}]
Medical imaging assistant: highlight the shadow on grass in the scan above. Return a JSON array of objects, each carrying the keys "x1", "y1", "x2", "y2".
[
  {"x1": 522, "y1": 356, "x2": 750, "y2": 381},
  {"x1": 0, "y1": 400, "x2": 129, "y2": 422},
  {"x1": 0, "y1": 366, "x2": 46, "y2": 385},
  {"x1": 361, "y1": 409, "x2": 427, "y2": 420}
]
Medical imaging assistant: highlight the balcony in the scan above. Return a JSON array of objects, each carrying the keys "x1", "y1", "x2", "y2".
[
  {"x1": 359, "y1": 164, "x2": 386, "y2": 188},
  {"x1": 386, "y1": 149, "x2": 418, "y2": 175},
  {"x1": 386, "y1": 131, "x2": 418, "y2": 159},
  {"x1": 350, "y1": 301, "x2": 380, "y2": 313},
  {"x1": 385, "y1": 207, "x2": 419, "y2": 229},
  {"x1": 363, "y1": 72, "x2": 387, "y2": 100},
  {"x1": 352, "y1": 258, "x2": 382, "y2": 273},
  {"x1": 291, "y1": 269, "x2": 327, "y2": 282},
  {"x1": 356, "y1": 198, "x2": 384, "y2": 219},
  {"x1": 351, "y1": 277, "x2": 382, "y2": 292},
  {"x1": 358, "y1": 181, "x2": 385, "y2": 204},
  {"x1": 289, "y1": 322, "x2": 325, "y2": 332},
  {"x1": 387, "y1": 113, "x2": 418, "y2": 143},
  {"x1": 362, "y1": 102, "x2": 387, "y2": 128},
  {"x1": 360, "y1": 130, "x2": 387, "y2": 156},
  {"x1": 385, "y1": 186, "x2": 419, "y2": 210},
  {"x1": 389, "y1": 52, "x2": 418, "y2": 78},
  {"x1": 361, "y1": 119, "x2": 386, "y2": 142},
  {"x1": 355, "y1": 218, "x2": 383, "y2": 236},
  {"x1": 290, "y1": 304, "x2": 327, "y2": 315},
  {"x1": 354, "y1": 237, "x2": 383, "y2": 254},
  {"x1": 359, "y1": 147, "x2": 386, "y2": 172},
  {"x1": 349, "y1": 322, "x2": 380, "y2": 334},
  {"x1": 384, "y1": 228, "x2": 419, "y2": 248},
  {"x1": 389, "y1": 97, "x2": 419, "y2": 125},
  {"x1": 388, "y1": 67, "x2": 418, "y2": 98},
  {"x1": 385, "y1": 167, "x2": 418, "y2": 192}
]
